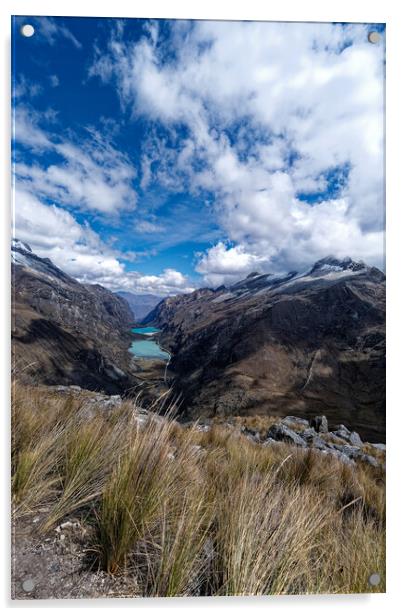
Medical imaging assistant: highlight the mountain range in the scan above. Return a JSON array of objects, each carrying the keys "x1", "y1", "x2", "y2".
[
  {"x1": 145, "y1": 256, "x2": 385, "y2": 441},
  {"x1": 11, "y1": 239, "x2": 385, "y2": 440}
]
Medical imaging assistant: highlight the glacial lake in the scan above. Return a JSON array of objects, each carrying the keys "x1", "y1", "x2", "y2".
[
  {"x1": 130, "y1": 327, "x2": 170, "y2": 361},
  {"x1": 132, "y1": 326, "x2": 161, "y2": 335}
]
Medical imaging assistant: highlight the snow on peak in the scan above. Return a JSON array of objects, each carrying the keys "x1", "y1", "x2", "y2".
[
  {"x1": 310, "y1": 256, "x2": 365, "y2": 275},
  {"x1": 12, "y1": 238, "x2": 32, "y2": 253}
]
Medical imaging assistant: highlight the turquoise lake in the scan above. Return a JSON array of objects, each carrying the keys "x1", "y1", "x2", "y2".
[
  {"x1": 129, "y1": 326, "x2": 170, "y2": 360},
  {"x1": 132, "y1": 326, "x2": 161, "y2": 335}
]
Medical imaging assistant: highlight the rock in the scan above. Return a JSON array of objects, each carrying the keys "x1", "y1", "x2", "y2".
[
  {"x1": 332, "y1": 444, "x2": 361, "y2": 458},
  {"x1": 325, "y1": 433, "x2": 349, "y2": 446},
  {"x1": 262, "y1": 437, "x2": 279, "y2": 447},
  {"x1": 349, "y1": 431, "x2": 363, "y2": 447},
  {"x1": 310, "y1": 436, "x2": 330, "y2": 451},
  {"x1": 372, "y1": 443, "x2": 386, "y2": 452},
  {"x1": 309, "y1": 415, "x2": 329, "y2": 433},
  {"x1": 300, "y1": 427, "x2": 317, "y2": 440},
  {"x1": 334, "y1": 428, "x2": 351, "y2": 441},
  {"x1": 331, "y1": 450, "x2": 355, "y2": 466},
  {"x1": 281, "y1": 416, "x2": 309, "y2": 429},
  {"x1": 335, "y1": 424, "x2": 351, "y2": 434},
  {"x1": 196, "y1": 424, "x2": 211, "y2": 433},
  {"x1": 266, "y1": 424, "x2": 307, "y2": 448},
  {"x1": 241, "y1": 426, "x2": 260, "y2": 442},
  {"x1": 356, "y1": 453, "x2": 379, "y2": 468},
  {"x1": 69, "y1": 385, "x2": 82, "y2": 393}
]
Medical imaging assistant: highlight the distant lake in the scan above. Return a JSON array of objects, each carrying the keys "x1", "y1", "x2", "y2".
[
  {"x1": 129, "y1": 326, "x2": 170, "y2": 360},
  {"x1": 132, "y1": 326, "x2": 160, "y2": 335}
]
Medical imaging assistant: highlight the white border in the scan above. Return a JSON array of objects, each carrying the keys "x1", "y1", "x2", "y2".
[{"x1": 1, "y1": 1, "x2": 401, "y2": 614}]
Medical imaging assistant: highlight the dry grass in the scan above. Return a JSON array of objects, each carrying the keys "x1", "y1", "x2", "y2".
[{"x1": 11, "y1": 382, "x2": 385, "y2": 596}]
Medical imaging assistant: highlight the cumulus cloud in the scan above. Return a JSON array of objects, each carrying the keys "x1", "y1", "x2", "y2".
[
  {"x1": 14, "y1": 107, "x2": 137, "y2": 214},
  {"x1": 12, "y1": 188, "x2": 193, "y2": 296},
  {"x1": 90, "y1": 20, "x2": 385, "y2": 283},
  {"x1": 196, "y1": 242, "x2": 270, "y2": 287}
]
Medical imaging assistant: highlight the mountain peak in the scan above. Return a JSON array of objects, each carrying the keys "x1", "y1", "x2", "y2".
[
  {"x1": 246, "y1": 271, "x2": 261, "y2": 279},
  {"x1": 12, "y1": 238, "x2": 32, "y2": 253},
  {"x1": 310, "y1": 255, "x2": 366, "y2": 274}
]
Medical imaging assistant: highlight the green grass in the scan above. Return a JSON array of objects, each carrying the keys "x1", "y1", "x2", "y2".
[{"x1": 11, "y1": 382, "x2": 386, "y2": 596}]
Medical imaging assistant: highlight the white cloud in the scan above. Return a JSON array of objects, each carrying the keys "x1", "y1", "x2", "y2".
[
  {"x1": 13, "y1": 188, "x2": 125, "y2": 279},
  {"x1": 32, "y1": 17, "x2": 82, "y2": 49},
  {"x1": 14, "y1": 107, "x2": 137, "y2": 214},
  {"x1": 49, "y1": 74, "x2": 60, "y2": 87},
  {"x1": 13, "y1": 76, "x2": 42, "y2": 100},
  {"x1": 136, "y1": 220, "x2": 164, "y2": 234},
  {"x1": 196, "y1": 242, "x2": 269, "y2": 287},
  {"x1": 91, "y1": 21, "x2": 385, "y2": 284},
  {"x1": 12, "y1": 188, "x2": 192, "y2": 296}
]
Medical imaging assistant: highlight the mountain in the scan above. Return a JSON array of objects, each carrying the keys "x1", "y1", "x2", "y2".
[
  {"x1": 115, "y1": 291, "x2": 163, "y2": 322},
  {"x1": 11, "y1": 239, "x2": 138, "y2": 394},
  {"x1": 144, "y1": 256, "x2": 386, "y2": 441}
]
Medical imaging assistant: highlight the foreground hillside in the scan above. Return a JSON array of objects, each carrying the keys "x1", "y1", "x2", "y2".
[
  {"x1": 11, "y1": 240, "x2": 138, "y2": 394},
  {"x1": 12, "y1": 383, "x2": 385, "y2": 598},
  {"x1": 147, "y1": 257, "x2": 385, "y2": 441}
]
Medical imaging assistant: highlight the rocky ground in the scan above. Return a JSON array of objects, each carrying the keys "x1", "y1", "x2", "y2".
[
  {"x1": 47, "y1": 385, "x2": 387, "y2": 468},
  {"x1": 12, "y1": 515, "x2": 140, "y2": 599},
  {"x1": 236, "y1": 415, "x2": 385, "y2": 469}
]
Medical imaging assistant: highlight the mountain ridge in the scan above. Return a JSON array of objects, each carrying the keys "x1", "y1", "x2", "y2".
[
  {"x1": 11, "y1": 239, "x2": 139, "y2": 393},
  {"x1": 145, "y1": 255, "x2": 385, "y2": 440}
]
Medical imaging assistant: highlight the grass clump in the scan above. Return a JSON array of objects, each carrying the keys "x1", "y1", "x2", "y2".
[{"x1": 11, "y1": 382, "x2": 386, "y2": 596}]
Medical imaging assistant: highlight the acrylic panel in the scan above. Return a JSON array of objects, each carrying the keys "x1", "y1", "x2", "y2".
[{"x1": 11, "y1": 16, "x2": 386, "y2": 599}]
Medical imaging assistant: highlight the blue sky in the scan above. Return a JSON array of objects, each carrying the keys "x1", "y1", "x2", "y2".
[{"x1": 12, "y1": 17, "x2": 385, "y2": 294}]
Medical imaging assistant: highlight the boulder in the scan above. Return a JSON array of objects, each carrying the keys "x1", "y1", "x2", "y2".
[
  {"x1": 281, "y1": 416, "x2": 309, "y2": 430},
  {"x1": 309, "y1": 415, "x2": 329, "y2": 433},
  {"x1": 266, "y1": 424, "x2": 307, "y2": 448},
  {"x1": 349, "y1": 431, "x2": 363, "y2": 447},
  {"x1": 334, "y1": 428, "x2": 351, "y2": 441},
  {"x1": 332, "y1": 444, "x2": 361, "y2": 458},
  {"x1": 310, "y1": 436, "x2": 331, "y2": 451},
  {"x1": 335, "y1": 424, "x2": 351, "y2": 434},
  {"x1": 300, "y1": 427, "x2": 317, "y2": 440},
  {"x1": 372, "y1": 443, "x2": 386, "y2": 452},
  {"x1": 241, "y1": 426, "x2": 260, "y2": 442}
]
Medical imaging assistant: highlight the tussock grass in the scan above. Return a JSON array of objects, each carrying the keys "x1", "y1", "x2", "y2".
[{"x1": 11, "y1": 382, "x2": 386, "y2": 596}]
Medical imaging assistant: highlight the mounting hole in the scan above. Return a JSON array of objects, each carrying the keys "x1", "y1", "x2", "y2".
[
  {"x1": 22, "y1": 578, "x2": 35, "y2": 592},
  {"x1": 368, "y1": 572, "x2": 381, "y2": 587},
  {"x1": 21, "y1": 24, "x2": 35, "y2": 38},
  {"x1": 368, "y1": 31, "x2": 381, "y2": 44}
]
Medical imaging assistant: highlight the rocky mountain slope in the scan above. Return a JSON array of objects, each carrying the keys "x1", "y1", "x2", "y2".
[
  {"x1": 11, "y1": 239, "x2": 138, "y2": 393},
  {"x1": 145, "y1": 257, "x2": 386, "y2": 441},
  {"x1": 115, "y1": 291, "x2": 163, "y2": 322}
]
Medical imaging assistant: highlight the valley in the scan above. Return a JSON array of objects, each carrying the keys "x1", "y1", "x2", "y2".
[{"x1": 11, "y1": 240, "x2": 385, "y2": 442}]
